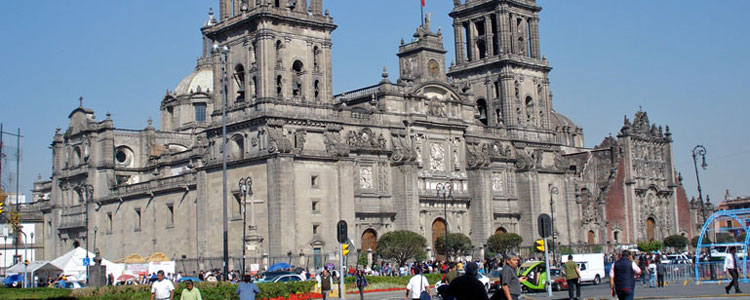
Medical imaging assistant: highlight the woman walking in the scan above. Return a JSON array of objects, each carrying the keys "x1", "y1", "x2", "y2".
[{"x1": 355, "y1": 269, "x2": 368, "y2": 300}]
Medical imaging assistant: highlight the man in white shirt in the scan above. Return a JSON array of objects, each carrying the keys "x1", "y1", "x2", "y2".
[
  {"x1": 724, "y1": 247, "x2": 742, "y2": 294},
  {"x1": 151, "y1": 270, "x2": 175, "y2": 300},
  {"x1": 405, "y1": 267, "x2": 430, "y2": 300}
]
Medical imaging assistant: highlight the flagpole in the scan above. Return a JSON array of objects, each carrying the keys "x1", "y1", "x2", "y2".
[{"x1": 421, "y1": 0, "x2": 424, "y2": 27}]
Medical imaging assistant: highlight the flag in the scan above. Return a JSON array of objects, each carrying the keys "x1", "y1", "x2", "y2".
[{"x1": 421, "y1": 0, "x2": 425, "y2": 7}]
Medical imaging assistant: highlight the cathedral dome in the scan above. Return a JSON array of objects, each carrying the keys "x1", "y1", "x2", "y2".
[{"x1": 173, "y1": 68, "x2": 213, "y2": 96}]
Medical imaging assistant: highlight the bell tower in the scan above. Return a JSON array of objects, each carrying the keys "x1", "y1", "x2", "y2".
[
  {"x1": 397, "y1": 14, "x2": 448, "y2": 84},
  {"x1": 448, "y1": 0, "x2": 554, "y2": 142},
  {"x1": 204, "y1": 0, "x2": 336, "y2": 108}
]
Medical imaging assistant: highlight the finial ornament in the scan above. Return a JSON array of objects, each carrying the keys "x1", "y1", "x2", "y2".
[
  {"x1": 148, "y1": 117, "x2": 153, "y2": 126},
  {"x1": 79, "y1": 96, "x2": 83, "y2": 107}
]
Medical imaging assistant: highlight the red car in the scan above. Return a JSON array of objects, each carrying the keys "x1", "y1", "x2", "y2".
[{"x1": 549, "y1": 268, "x2": 569, "y2": 291}]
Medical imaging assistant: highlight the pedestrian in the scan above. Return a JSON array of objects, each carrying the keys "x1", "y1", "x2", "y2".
[
  {"x1": 355, "y1": 269, "x2": 368, "y2": 300},
  {"x1": 319, "y1": 269, "x2": 332, "y2": 300},
  {"x1": 656, "y1": 258, "x2": 666, "y2": 288},
  {"x1": 724, "y1": 246, "x2": 742, "y2": 294},
  {"x1": 564, "y1": 255, "x2": 581, "y2": 300},
  {"x1": 150, "y1": 270, "x2": 175, "y2": 300},
  {"x1": 405, "y1": 267, "x2": 430, "y2": 300},
  {"x1": 180, "y1": 280, "x2": 202, "y2": 300},
  {"x1": 637, "y1": 256, "x2": 648, "y2": 286},
  {"x1": 647, "y1": 260, "x2": 656, "y2": 288},
  {"x1": 236, "y1": 274, "x2": 260, "y2": 300},
  {"x1": 492, "y1": 253, "x2": 525, "y2": 300},
  {"x1": 446, "y1": 262, "x2": 488, "y2": 300},
  {"x1": 445, "y1": 263, "x2": 458, "y2": 285},
  {"x1": 609, "y1": 250, "x2": 642, "y2": 300}
]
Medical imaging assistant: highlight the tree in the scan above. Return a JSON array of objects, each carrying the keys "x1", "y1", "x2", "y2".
[
  {"x1": 487, "y1": 233, "x2": 523, "y2": 257},
  {"x1": 435, "y1": 233, "x2": 473, "y2": 259},
  {"x1": 357, "y1": 251, "x2": 369, "y2": 267},
  {"x1": 663, "y1": 235, "x2": 689, "y2": 251},
  {"x1": 690, "y1": 236, "x2": 711, "y2": 248},
  {"x1": 736, "y1": 233, "x2": 746, "y2": 243},
  {"x1": 637, "y1": 240, "x2": 662, "y2": 252},
  {"x1": 376, "y1": 230, "x2": 427, "y2": 266}
]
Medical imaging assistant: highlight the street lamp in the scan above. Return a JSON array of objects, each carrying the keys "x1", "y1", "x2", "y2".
[
  {"x1": 93, "y1": 226, "x2": 98, "y2": 264},
  {"x1": 548, "y1": 184, "x2": 559, "y2": 265},
  {"x1": 435, "y1": 182, "x2": 453, "y2": 261},
  {"x1": 238, "y1": 177, "x2": 252, "y2": 275},
  {"x1": 82, "y1": 184, "x2": 94, "y2": 285},
  {"x1": 691, "y1": 145, "x2": 713, "y2": 279},
  {"x1": 214, "y1": 42, "x2": 231, "y2": 281}
]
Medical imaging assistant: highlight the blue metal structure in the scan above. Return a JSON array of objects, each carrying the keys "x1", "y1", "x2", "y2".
[{"x1": 694, "y1": 208, "x2": 750, "y2": 283}]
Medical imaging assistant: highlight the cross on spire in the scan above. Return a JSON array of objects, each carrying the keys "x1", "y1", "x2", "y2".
[{"x1": 79, "y1": 96, "x2": 84, "y2": 107}]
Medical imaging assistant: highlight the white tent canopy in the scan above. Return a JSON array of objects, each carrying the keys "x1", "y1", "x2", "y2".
[
  {"x1": 50, "y1": 247, "x2": 125, "y2": 280},
  {"x1": 7, "y1": 260, "x2": 62, "y2": 274}
]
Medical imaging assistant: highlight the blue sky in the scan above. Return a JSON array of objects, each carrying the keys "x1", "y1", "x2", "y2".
[{"x1": 0, "y1": 0, "x2": 748, "y2": 205}]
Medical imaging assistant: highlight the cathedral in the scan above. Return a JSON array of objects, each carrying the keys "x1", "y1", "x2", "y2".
[{"x1": 32, "y1": 0, "x2": 700, "y2": 272}]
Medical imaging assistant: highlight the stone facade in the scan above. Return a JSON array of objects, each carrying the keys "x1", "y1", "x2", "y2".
[{"x1": 32, "y1": 0, "x2": 699, "y2": 272}]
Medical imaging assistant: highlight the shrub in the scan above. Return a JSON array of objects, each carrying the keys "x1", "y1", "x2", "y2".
[
  {"x1": 663, "y1": 235, "x2": 689, "y2": 251},
  {"x1": 637, "y1": 240, "x2": 662, "y2": 252},
  {"x1": 487, "y1": 233, "x2": 523, "y2": 256},
  {"x1": 377, "y1": 231, "x2": 427, "y2": 266},
  {"x1": 434, "y1": 233, "x2": 473, "y2": 259}
]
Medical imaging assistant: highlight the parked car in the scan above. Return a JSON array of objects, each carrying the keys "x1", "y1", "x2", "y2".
[
  {"x1": 549, "y1": 268, "x2": 569, "y2": 292},
  {"x1": 517, "y1": 261, "x2": 549, "y2": 292},
  {"x1": 255, "y1": 272, "x2": 304, "y2": 283},
  {"x1": 561, "y1": 253, "x2": 606, "y2": 285},
  {"x1": 3, "y1": 274, "x2": 23, "y2": 288},
  {"x1": 661, "y1": 254, "x2": 690, "y2": 264}
]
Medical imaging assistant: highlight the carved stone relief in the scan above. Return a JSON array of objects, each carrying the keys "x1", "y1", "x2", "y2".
[
  {"x1": 492, "y1": 172, "x2": 504, "y2": 192},
  {"x1": 430, "y1": 143, "x2": 446, "y2": 172},
  {"x1": 359, "y1": 166, "x2": 374, "y2": 190}
]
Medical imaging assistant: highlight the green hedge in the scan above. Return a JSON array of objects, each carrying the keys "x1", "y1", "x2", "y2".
[
  {"x1": 0, "y1": 281, "x2": 316, "y2": 300},
  {"x1": 0, "y1": 288, "x2": 74, "y2": 300},
  {"x1": 342, "y1": 273, "x2": 442, "y2": 287}
]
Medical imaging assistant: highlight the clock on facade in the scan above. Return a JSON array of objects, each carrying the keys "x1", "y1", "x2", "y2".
[{"x1": 428, "y1": 59, "x2": 440, "y2": 77}]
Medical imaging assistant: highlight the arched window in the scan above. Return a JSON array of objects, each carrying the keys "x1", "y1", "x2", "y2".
[
  {"x1": 233, "y1": 64, "x2": 246, "y2": 102},
  {"x1": 314, "y1": 80, "x2": 320, "y2": 100},
  {"x1": 72, "y1": 146, "x2": 82, "y2": 166},
  {"x1": 230, "y1": 135, "x2": 244, "y2": 160},
  {"x1": 587, "y1": 230, "x2": 595, "y2": 245},
  {"x1": 313, "y1": 46, "x2": 320, "y2": 71},
  {"x1": 525, "y1": 96, "x2": 535, "y2": 125},
  {"x1": 476, "y1": 99, "x2": 488, "y2": 125},
  {"x1": 495, "y1": 227, "x2": 507, "y2": 235},
  {"x1": 613, "y1": 231, "x2": 620, "y2": 244},
  {"x1": 276, "y1": 75, "x2": 283, "y2": 97},
  {"x1": 647, "y1": 217, "x2": 656, "y2": 241},
  {"x1": 274, "y1": 0, "x2": 280, "y2": 8},
  {"x1": 251, "y1": 76, "x2": 257, "y2": 99},
  {"x1": 432, "y1": 218, "x2": 447, "y2": 260},
  {"x1": 292, "y1": 60, "x2": 304, "y2": 97},
  {"x1": 361, "y1": 229, "x2": 378, "y2": 253},
  {"x1": 477, "y1": 40, "x2": 487, "y2": 59}
]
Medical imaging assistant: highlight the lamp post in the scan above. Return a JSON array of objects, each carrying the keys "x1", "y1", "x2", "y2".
[
  {"x1": 548, "y1": 184, "x2": 559, "y2": 265},
  {"x1": 83, "y1": 184, "x2": 93, "y2": 285},
  {"x1": 214, "y1": 42, "x2": 231, "y2": 281},
  {"x1": 93, "y1": 226, "x2": 98, "y2": 261},
  {"x1": 239, "y1": 177, "x2": 252, "y2": 275},
  {"x1": 19, "y1": 230, "x2": 27, "y2": 288},
  {"x1": 691, "y1": 145, "x2": 713, "y2": 279},
  {"x1": 3, "y1": 236, "x2": 6, "y2": 277},
  {"x1": 435, "y1": 182, "x2": 452, "y2": 261}
]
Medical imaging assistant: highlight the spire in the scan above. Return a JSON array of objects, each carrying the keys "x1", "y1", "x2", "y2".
[
  {"x1": 204, "y1": 7, "x2": 217, "y2": 27},
  {"x1": 79, "y1": 96, "x2": 84, "y2": 108}
]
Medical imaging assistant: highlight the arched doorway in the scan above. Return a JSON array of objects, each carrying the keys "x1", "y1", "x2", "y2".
[
  {"x1": 647, "y1": 217, "x2": 656, "y2": 241},
  {"x1": 587, "y1": 230, "x2": 595, "y2": 245},
  {"x1": 432, "y1": 218, "x2": 447, "y2": 260},
  {"x1": 73, "y1": 240, "x2": 81, "y2": 249},
  {"x1": 495, "y1": 227, "x2": 507, "y2": 235},
  {"x1": 361, "y1": 229, "x2": 378, "y2": 254}
]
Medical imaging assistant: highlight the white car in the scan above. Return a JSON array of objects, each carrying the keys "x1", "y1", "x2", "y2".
[
  {"x1": 661, "y1": 254, "x2": 690, "y2": 264},
  {"x1": 434, "y1": 274, "x2": 491, "y2": 293}
]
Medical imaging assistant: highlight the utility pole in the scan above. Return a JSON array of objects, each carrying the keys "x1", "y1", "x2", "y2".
[{"x1": 1, "y1": 127, "x2": 22, "y2": 260}]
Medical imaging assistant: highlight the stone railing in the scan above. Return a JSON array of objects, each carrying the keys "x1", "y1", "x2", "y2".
[{"x1": 334, "y1": 84, "x2": 380, "y2": 103}]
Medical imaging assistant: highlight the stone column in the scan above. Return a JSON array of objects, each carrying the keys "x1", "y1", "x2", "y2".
[
  {"x1": 453, "y1": 21, "x2": 465, "y2": 64},
  {"x1": 266, "y1": 154, "x2": 297, "y2": 258},
  {"x1": 392, "y1": 163, "x2": 421, "y2": 232},
  {"x1": 220, "y1": 0, "x2": 230, "y2": 21},
  {"x1": 297, "y1": 0, "x2": 307, "y2": 12},
  {"x1": 530, "y1": 18, "x2": 541, "y2": 59},
  {"x1": 468, "y1": 169, "x2": 492, "y2": 250},
  {"x1": 504, "y1": 12, "x2": 515, "y2": 55},
  {"x1": 468, "y1": 21, "x2": 478, "y2": 61},
  {"x1": 484, "y1": 15, "x2": 494, "y2": 57},
  {"x1": 309, "y1": 0, "x2": 322, "y2": 15}
]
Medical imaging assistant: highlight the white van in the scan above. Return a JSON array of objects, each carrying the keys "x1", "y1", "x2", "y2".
[
  {"x1": 711, "y1": 244, "x2": 747, "y2": 260},
  {"x1": 560, "y1": 253, "x2": 606, "y2": 285}
]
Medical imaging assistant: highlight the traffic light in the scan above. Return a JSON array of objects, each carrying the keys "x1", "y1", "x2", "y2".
[
  {"x1": 24, "y1": 259, "x2": 29, "y2": 266},
  {"x1": 342, "y1": 243, "x2": 350, "y2": 257},
  {"x1": 0, "y1": 201, "x2": 4, "y2": 215},
  {"x1": 0, "y1": 189, "x2": 6, "y2": 215},
  {"x1": 535, "y1": 239, "x2": 545, "y2": 253}
]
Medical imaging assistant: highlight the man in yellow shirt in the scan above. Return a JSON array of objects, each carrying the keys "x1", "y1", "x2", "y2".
[
  {"x1": 564, "y1": 255, "x2": 581, "y2": 300},
  {"x1": 180, "y1": 280, "x2": 203, "y2": 300}
]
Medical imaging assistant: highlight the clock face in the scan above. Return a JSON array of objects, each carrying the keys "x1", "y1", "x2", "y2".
[{"x1": 428, "y1": 60, "x2": 439, "y2": 77}]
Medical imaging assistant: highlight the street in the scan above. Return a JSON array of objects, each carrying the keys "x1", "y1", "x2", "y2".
[{"x1": 351, "y1": 280, "x2": 750, "y2": 300}]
